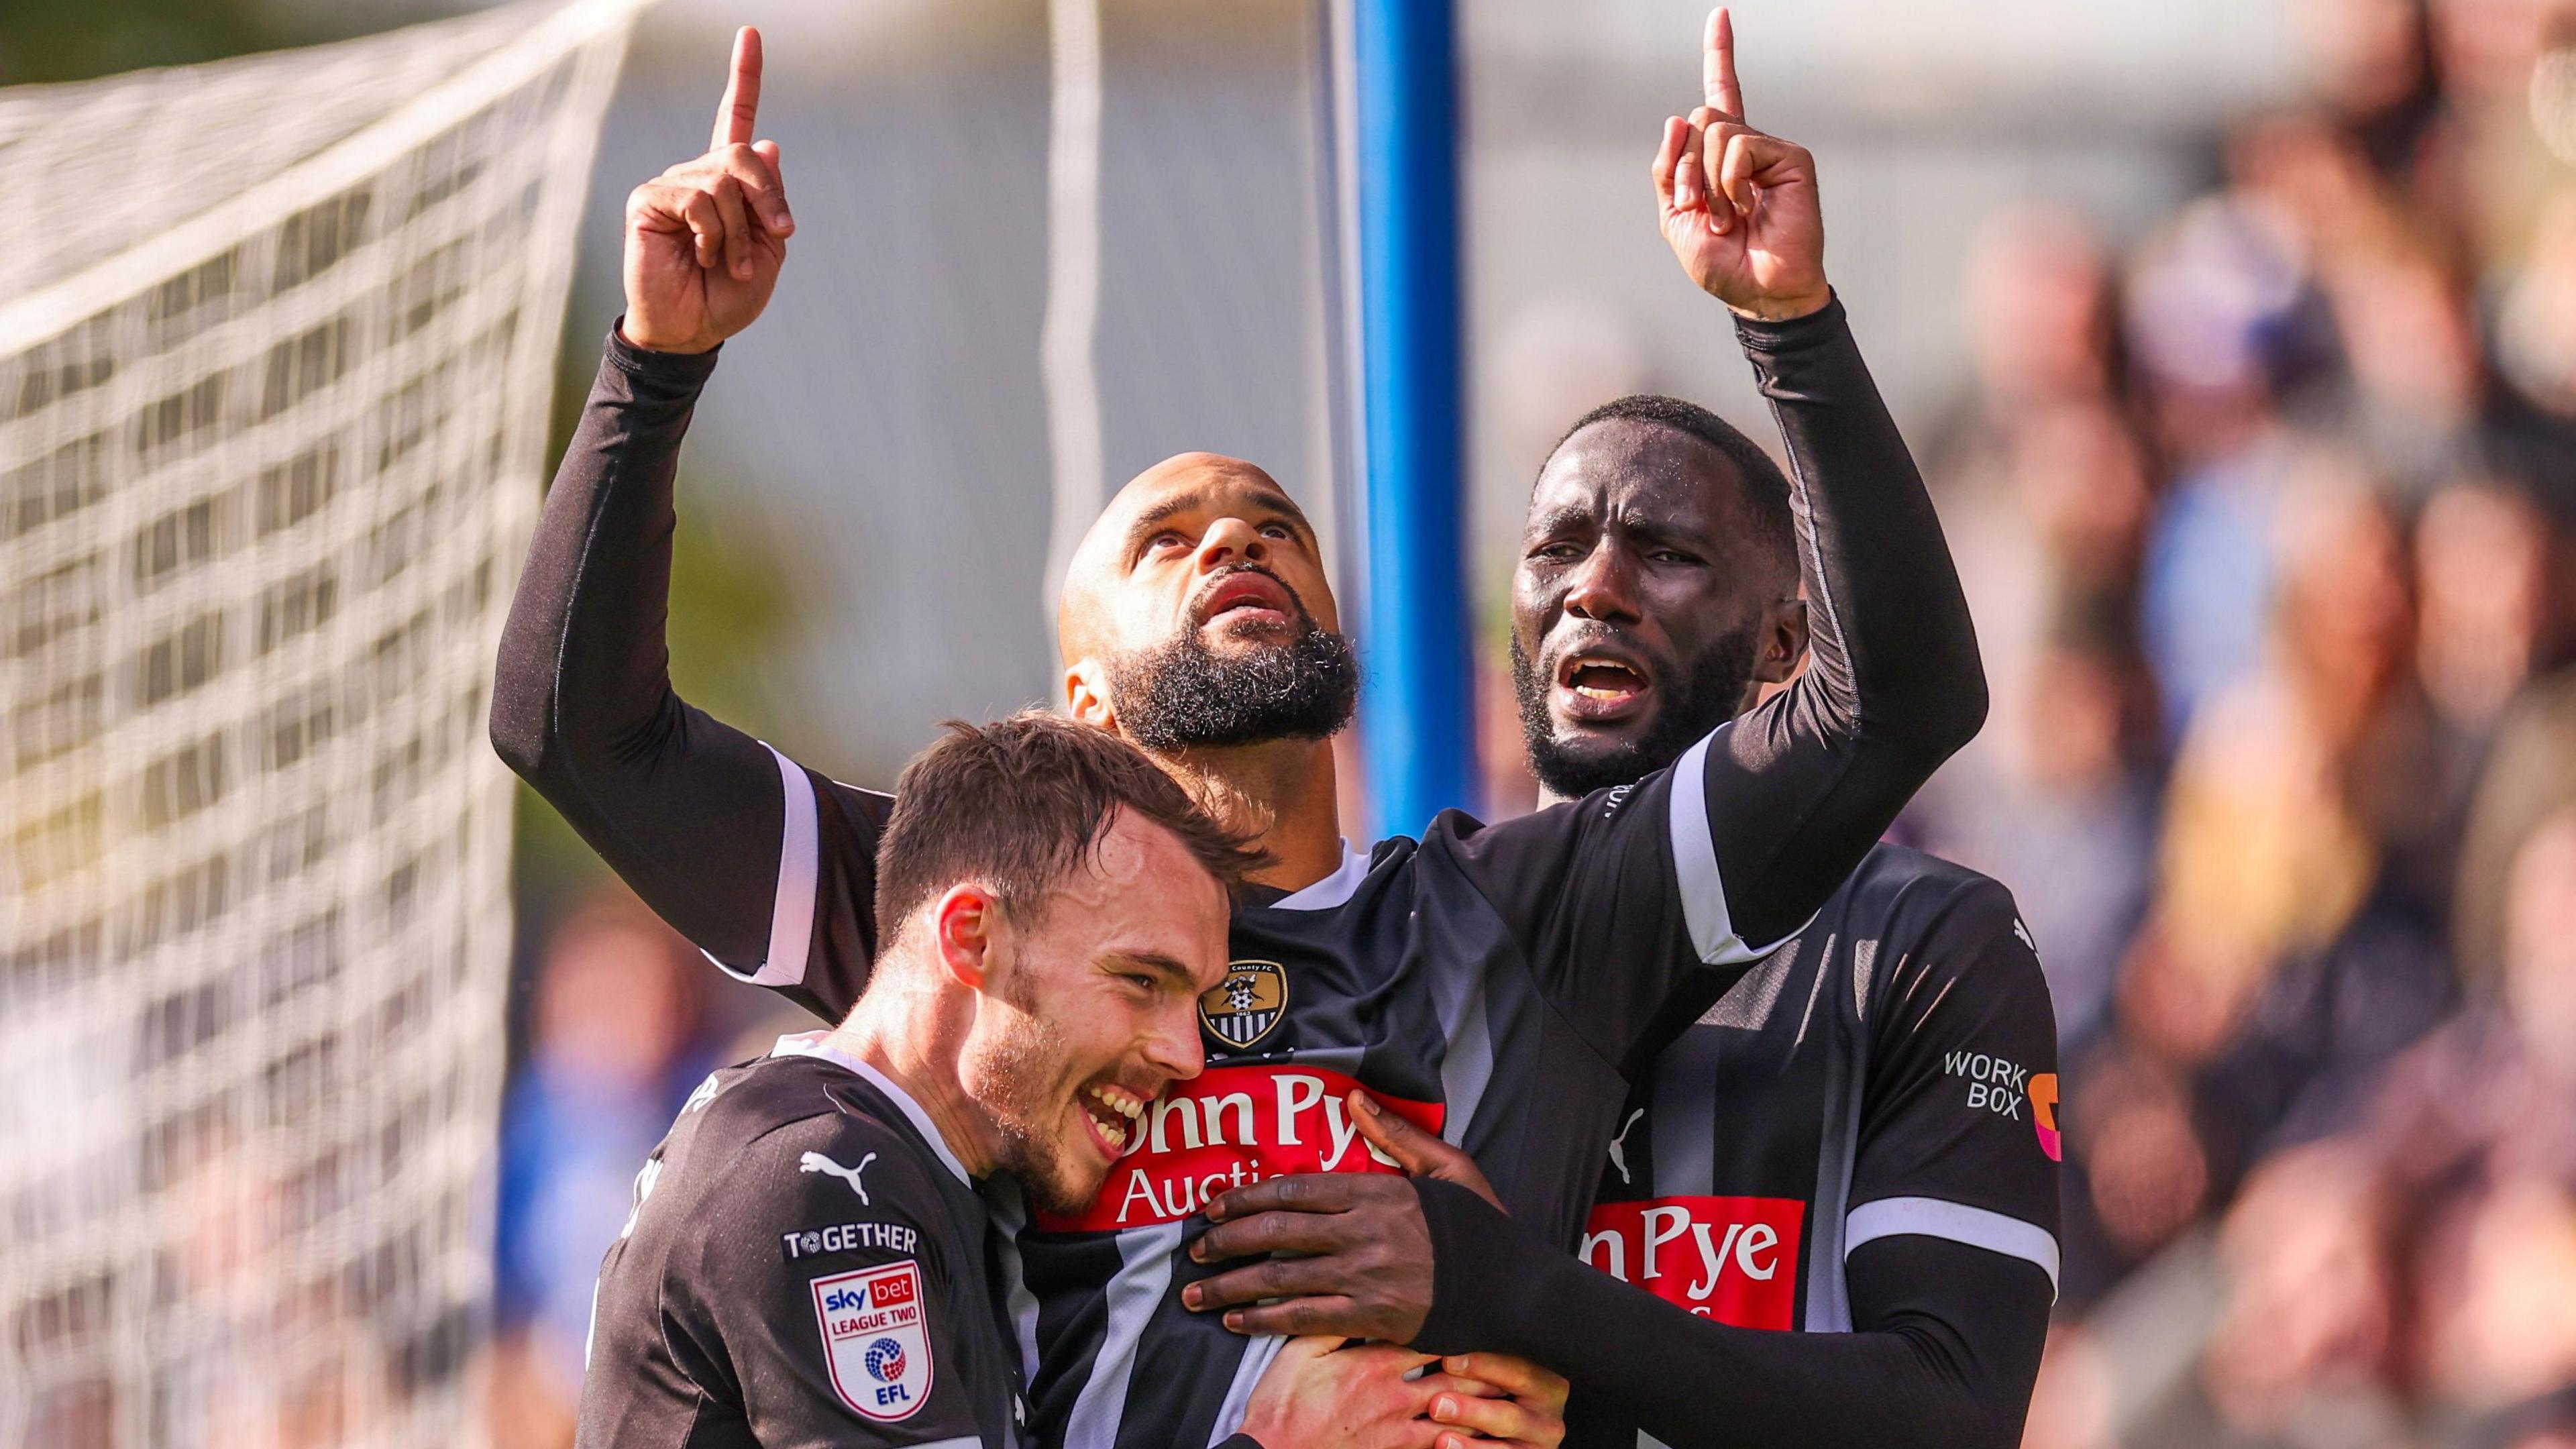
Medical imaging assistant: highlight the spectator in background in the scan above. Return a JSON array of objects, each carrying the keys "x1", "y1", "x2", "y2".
[
  {"x1": 1925, "y1": 206, "x2": 2161, "y2": 1051},
  {"x1": 2129, "y1": 191, "x2": 2320, "y2": 740},
  {"x1": 1782, "y1": 0, "x2": 2576, "y2": 1438},
  {"x1": 489, "y1": 894, "x2": 723, "y2": 1449}
]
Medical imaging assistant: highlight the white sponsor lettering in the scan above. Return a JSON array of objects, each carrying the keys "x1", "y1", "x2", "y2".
[
  {"x1": 1579, "y1": 1227, "x2": 1626, "y2": 1280},
  {"x1": 1945, "y1": 1051, "x2": 2035, "y2": 1119},
  {"x1": 1641, "y1": 1205, "x2": 1693, "y2": 1280},
  {"x1": 782, "y1": 1222, "x2": 924, "y2": 1260},
  {"x1": 1583, "y1": 1197, "x2": 1802, "y2": 1328},
  {"x1": 1273, "y1": 1074, "x2": 1326, "y2": 1144},
  {"x1": 1150, "y1": 1095, "x2": 1202, "y2": 1152},
  {"x1": 1042, "y1": 1065, "x2": 1445, "y2": 1233},
  {"x1": 1115, "y1": 1158, "x2": 1273, "y2": 1224},
  {"x1": 1940, "y1": 1051, "x2": 2029, "y2": 1091},
  {"x1": 1737, "y1": 1222, "x2": 1780, "y2": 1280},
  {"x1": 1204, "y1": 1091, "x2": 1255, "y2": 1146}
]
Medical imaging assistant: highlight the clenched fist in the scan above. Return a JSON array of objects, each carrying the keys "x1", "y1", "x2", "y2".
[
  {"x1": 1651, "y1": 9, "x2": 1829, "y2": 322},
  {"x1": 621, "y1": 27, "x2": 795, "y2": 354}
]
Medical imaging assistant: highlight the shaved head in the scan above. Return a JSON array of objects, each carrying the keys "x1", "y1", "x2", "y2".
[
  {"x1": 1058, "y1": 453, "x2": 1322, "y2": 663},
  {"x1": 1055, "y1": 452, "x2": 1354, "y2": 754}
]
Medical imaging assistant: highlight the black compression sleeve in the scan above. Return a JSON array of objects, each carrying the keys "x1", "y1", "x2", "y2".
[
  {"x1": 1411, "y1": 1181, "x2": 2049, "y2": 1449},
  {"x1": 1705, "y1": 297, "x2": 1985, "y2": 950},
  {"x1": 489, "y1": 330, "x2": 788, "y2": 968}
]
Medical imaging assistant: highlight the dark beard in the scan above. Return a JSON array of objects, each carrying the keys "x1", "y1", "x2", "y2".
[
  {"x1": 1511, "y1": 627, "x2": 1758, "y2": 798},
  {"x1": 975, "y1": 965, "x2": 1092, "y2": 1216},
  {"x1": 1108, "y1": 612, "x2": 1359, "y2": 753}
]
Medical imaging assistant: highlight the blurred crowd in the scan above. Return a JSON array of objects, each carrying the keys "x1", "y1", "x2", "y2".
[
  {"x1": 483, "y1": 894, "x2": 796, "y2": 1449},
  {"x1": 1894, "y1": 0, "x2": 2576, "y2": 1444}
]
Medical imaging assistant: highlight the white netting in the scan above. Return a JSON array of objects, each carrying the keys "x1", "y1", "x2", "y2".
[{"x1": 0, "y1": 3, "x2": 641, "y2": 1444}]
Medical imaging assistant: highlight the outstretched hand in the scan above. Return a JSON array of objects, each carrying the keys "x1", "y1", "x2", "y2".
[
  {"x1": 1185, "y1": 1091, "x2": 1499, "y2": 1343},
  {"x1": 622, "y1": 27, "x2": 796, "y2": 353},
  {"x1": 1650, "y1": 8, "x2": 1829, "y2": 321}
]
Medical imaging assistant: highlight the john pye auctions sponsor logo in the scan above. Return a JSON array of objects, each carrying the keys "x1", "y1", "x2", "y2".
[
  {"x1": 1580, "y1": 1195, "x2": 1805, "y2": 1330},
  {"x1": 1032, "y1": 1065, "x2": 1442, "y2": 1234}
]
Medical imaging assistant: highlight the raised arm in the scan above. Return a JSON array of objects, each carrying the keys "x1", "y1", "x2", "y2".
[
  {"x1": 1453, "y1": 11, "x2": 1982, "y2": 1069},
  {"x1": 1662, "y1": 8, "x2": 1984, "y2": 951},
  {"x1": 490, "y1": 31, "x2": 884, "y2": 1019}
]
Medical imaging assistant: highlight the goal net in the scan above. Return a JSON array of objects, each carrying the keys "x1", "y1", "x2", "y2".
[{"x1": 0, "y1": 3, "x2": 641, "y2": 1444}]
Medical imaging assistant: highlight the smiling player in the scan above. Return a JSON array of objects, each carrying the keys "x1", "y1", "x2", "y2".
[
  {"x1": 578, "y1": 715, "x2": 1253, "y2": 1449},
  {"x1": 494, "y1": 17, "x2": 1981, "y2": 1449}
]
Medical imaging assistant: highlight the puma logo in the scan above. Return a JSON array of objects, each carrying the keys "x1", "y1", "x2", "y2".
[
  {"x1": 798, "y1": 1150, "x2": 877, "y2": 1204},
  {"x1": 1609, "y1": 1108, "x2": 1644, "y2": 1185}
]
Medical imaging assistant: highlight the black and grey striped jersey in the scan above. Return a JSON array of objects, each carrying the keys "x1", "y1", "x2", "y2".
[
  {"x1": 578, "y1": 1038, "x2": 1024, "y2": 1449},
  {"x1": 496, "y1": 298, "x2": 1983, "y2": 1449},
  {"x1": 747, "y1": 743, "x2": 1770, "y2": 1449},
  {"x1": 1401, "y1": 850, "x2": 2059, "y2": 1449},
  {"x1": 1580, "y1": 843, "x2": 2059, "y2": 1341}
]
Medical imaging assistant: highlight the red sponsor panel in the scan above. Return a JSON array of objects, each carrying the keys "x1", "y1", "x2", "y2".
[
  {"x1": 1035, "y1": 1065, "x2": 1442, "y2": 1233},
  {"x1": 1578, "y1": 1196, "x2": 1805, "y2": 1330},
  {"x1": 868, "y1": 1270, "x2": 916, "y2": 1309}
]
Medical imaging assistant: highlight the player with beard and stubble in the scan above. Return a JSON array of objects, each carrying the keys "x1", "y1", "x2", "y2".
[
  {"x1": 1179, "y1": 23, "x2": 2060, "y2": 1448},
  {"x1": 494, "y1": 15, "x2": 1982, "y2": 1449},
  {"x1": 584, "y1": 716, "x2": 1521, "y2": 1449}
]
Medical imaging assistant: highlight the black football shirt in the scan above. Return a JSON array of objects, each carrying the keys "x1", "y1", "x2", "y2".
[
  {"x1": 732, "y1": 745, "x2": 1767, "y2": 1449},
  {"x1": 578, "y1": 1036, "x2": 1025, "y2": 1449},
  {"x1": 497, "y1": 297, "x2": 1983, "y2": 1449},
  {"x1": 1570, "y1": 845, "x2": 2059, "y2": 1444}
]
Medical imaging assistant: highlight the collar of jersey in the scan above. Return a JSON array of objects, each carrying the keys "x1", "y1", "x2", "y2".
[
  {"x1": 1265, "y1": 839, "x2": 1369, "y2": 911},
  {"x1": 769, "y1": 1031, "x2": 974, "y2": 1185}
]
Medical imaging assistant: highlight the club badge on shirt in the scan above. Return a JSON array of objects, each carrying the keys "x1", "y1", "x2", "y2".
[
  {"x1": 1198, "y1": 959, "x2": 1288, "y2": 1049},
  {"x1": 810, "y1": 1260, "x2": 932, "y2": 1421}
]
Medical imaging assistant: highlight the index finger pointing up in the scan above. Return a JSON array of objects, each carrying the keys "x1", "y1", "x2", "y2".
[
  {"x1": 712, "y1": 26, "x2": 763, "y2": 152},
  {"x1": 1703, "y1": 7, "x2": 1743, "y2": 119}
]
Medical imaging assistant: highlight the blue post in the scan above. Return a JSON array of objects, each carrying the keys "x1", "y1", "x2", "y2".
[{"x1": 1354, "y1": 0, "x2": 1475, "y2": 839}]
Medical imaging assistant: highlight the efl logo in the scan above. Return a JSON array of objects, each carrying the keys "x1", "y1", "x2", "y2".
[
  {"x1": 1033, "y1": 1065, "x2": 1442, "y2": 1233},
  {"x1": 1580, "y1": 1196, "x2": 1804, "y2": 1330},
  {"x1": 810, "y1": 1260, "x2": 932, "y2": 1421}
]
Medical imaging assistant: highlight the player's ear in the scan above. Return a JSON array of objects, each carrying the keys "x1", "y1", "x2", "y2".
[
  {"x1": 1063, "y1": 661, "x2": 1116, "y2": 730},
  {"x1": 930, "y1": 883, "x2": 1004, "y2": 991},
  {"x1": 1752, "y1": 596, "x2": 1808, "y2": 686}
]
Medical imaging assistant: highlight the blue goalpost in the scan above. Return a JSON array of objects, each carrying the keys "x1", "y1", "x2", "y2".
[{"x1": 1352, "y1": 0, "x2": 1478, "y2": 839}]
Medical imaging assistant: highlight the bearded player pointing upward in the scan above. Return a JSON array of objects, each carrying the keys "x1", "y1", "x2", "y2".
[{"x1": 493, "y1": 16, "x2": 1983, "y2": 1449}]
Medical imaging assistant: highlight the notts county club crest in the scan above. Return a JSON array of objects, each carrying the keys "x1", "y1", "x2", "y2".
[{"x1": 1199, "y1": 959, "x2": 1287, "y2": 1050}]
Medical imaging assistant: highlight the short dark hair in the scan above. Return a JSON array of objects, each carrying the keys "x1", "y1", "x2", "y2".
[
  {"x1": 873, "y1": 712, "x2": 1269, "y2": 945},
  {"x1": 1546, "y1": 394, "x2": 1797, "y2": 568}
]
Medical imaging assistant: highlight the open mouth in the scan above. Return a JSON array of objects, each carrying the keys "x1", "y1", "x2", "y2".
[
  {"x1": 1195, "y1": 572, "x2": 1295, "y2": 630},
  {"x1": 1077, "y1": 1080, "x2": 1148, "y2": 1159},
  {"x1": 1554, "y1": 653, "x2": 1651, "y2": 720}
]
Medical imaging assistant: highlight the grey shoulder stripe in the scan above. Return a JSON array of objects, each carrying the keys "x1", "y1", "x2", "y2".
[
  {"x1": 743, "y1": 741, "x2": 818, "y2": 987},
  {"x1": 1667, "y1": 735, "x2": 1758, "y2": 965},
  {"x1": 1844, "y1": 1196, "x2": 2060, "y2": 1300}
]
